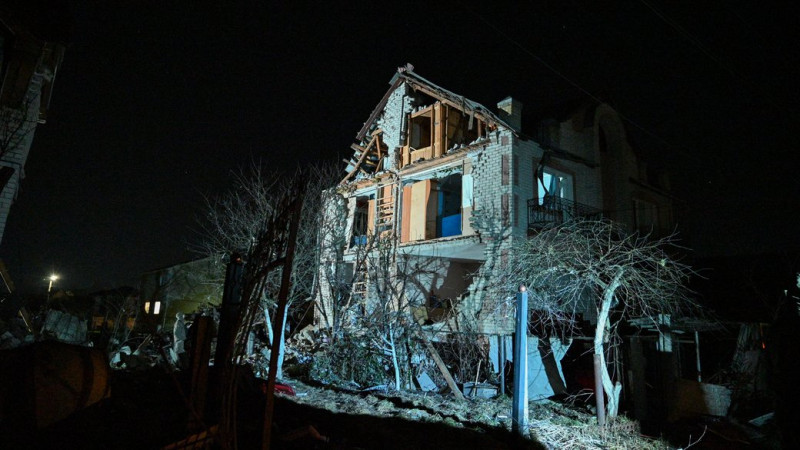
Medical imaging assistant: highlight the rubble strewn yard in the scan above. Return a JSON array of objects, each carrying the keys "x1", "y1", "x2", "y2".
[{"x1": 272, "y1": 378, "x2": 672, "y2": 449}]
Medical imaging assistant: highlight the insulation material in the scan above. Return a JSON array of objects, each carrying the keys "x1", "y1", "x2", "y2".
[
  {"x1": 461, "y1": 174, "x2": 473, "y2": 208},
  {"x1": 526, "y1": 337, "x2": 571, "y2": 400},
  {"x1": 489, "y1": 335, "x2": 513, "y2": 373}
]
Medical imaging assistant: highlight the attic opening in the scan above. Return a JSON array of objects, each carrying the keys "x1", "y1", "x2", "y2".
[
  {"x1": 409, "y1": 107, "x2": 433, "y2": 150},
  {"x1": 401, "y1": 99, "x2": 488, "y2": 168}
]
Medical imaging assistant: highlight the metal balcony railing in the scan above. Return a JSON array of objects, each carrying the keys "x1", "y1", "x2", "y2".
[{"x1": 527, "y1": 196, "x2": 603, "y2": 230}]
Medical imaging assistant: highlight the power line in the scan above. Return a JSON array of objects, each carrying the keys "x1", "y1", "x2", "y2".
[
  {"x1": 461, "y1": 5, "x2": 705, "y2": 167},
  {"x1": 636, "y1": 0, "x2": 795, "y2": 116}
]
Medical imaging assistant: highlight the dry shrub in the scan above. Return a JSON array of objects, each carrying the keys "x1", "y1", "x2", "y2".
[
  {"x1": 529, "y1": 400, "x2": 671, "y2": 449},
  {"x1": 310, "y1": 334, "x2": 388, "y2": 387},
  {"x1": 435, "y1": 332, "x2": 490, "y2": 384}
]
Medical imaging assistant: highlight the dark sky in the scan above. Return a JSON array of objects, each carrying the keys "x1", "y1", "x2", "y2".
[{"x1": 2, "y1": 1, "x2": 798, "y2": 293}]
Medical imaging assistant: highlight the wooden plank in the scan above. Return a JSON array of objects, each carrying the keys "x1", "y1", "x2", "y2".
[
  {"x1": 367, "y1": 198, "x2": 376, "y2": 237},
  {"x1": 406, "y1": 81, "x2": 498, "y2": 131},
  {"x1": 433, "y1": 103, "x2": 444, "y2": 159},
  {"x1": 425, "y1": 180, "x2": 439, "y2": 239},
  {"x1": 401, "y1": 184, "x2": 412, "y2": 243},
  {"x1": 409, "y1": 181, "x2": 428, "y2": 241},
  {"x1": 417, "y1": 328, "x2": 464, "y2": 400},
  {"x1": 340, "y1": 135, "x2": 378, "y2": 185}
]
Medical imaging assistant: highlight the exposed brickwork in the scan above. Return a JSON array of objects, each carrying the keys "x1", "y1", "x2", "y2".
[{"x1": 317, "y1": 72, "x2": 673, "y2": 337}]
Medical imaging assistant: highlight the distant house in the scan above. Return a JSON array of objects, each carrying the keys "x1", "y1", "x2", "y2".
[
  {"x1": 138, "y1": 257, "x2": 222, "y2": 332},
  {"x1": 315, "y1": 66, "x2": 675, "y2": 400},
  {"x1": 0, "y1": 1, "x2": 69, "y2": 244},
  {"x1": 88, "y1": 286, "x2": 138, "y2": 337}
]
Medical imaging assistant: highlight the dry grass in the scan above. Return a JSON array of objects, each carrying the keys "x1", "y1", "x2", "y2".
[{"x1": 284, "y1": 379, "x2": 675, "y2": 449}]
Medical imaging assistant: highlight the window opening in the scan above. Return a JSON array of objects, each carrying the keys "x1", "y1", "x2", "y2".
[
  {"x1": 437, "y1": 174, "x2": 462, "y2": 238},
  {"x1": 402, "y1": 173, "x2": 463, "y2": 242},
  {"x1": 409, "y1": 108, "x2": 432, "y2": 150},
  {"x1": 537, "y1": 167, "x2": 574, "y2": 203},
  {"x1": 351, "y1": 196, "x2": 370, "y2": 246}
]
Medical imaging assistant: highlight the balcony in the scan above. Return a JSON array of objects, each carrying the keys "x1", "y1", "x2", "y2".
[{"x1": 527, "y1": 196, "x2": 602, "y2": 230}]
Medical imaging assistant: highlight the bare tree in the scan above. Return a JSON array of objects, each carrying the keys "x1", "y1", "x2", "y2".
[
  {"x1": 196, "y1": 162, "x2": 339, "y2": 377},
  {"x1": 489, "y1": 219, "x2": 697, "y2": 419},
  {"x1": 0, "y1": 93, "x2": 39, "y2": 161}
]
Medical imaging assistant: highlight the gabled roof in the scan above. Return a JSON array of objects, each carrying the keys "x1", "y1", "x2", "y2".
[{"x1": 355, "y1": 64, "x2": 514, "y2": 142}]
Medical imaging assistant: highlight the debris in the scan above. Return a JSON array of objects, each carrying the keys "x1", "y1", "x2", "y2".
[
  {"x1": 416, "y1": 371, "x2": 437, "y2": 391},
  {"x1": 748, "y1": 412, "x2": 773, "y2": 427},
  {"x1": 260, "y1": 381, "x2": 296, "y2": 396},
  {"x1": 40, "y1": 309, "x2": 88, "y2": 344},
  {"x1": 670, "y1": 379, "x2": 731, "y2": 421},
  {"x1": 463, "y1": 382, "x2": 497, "y2": 399}
]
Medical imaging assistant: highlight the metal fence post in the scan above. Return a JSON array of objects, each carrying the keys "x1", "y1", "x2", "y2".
[{"x1": 512, "y1": 284, "x2": 529, "y2": 436}]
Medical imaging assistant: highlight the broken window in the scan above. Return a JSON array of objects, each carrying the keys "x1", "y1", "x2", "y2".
[
  {"x1": 529, "y1": 166, "x2": 580, "y2": 228},
  {"x1": 537, "y1": 167, "x2": 574, "y2": 203},
  {"x1": 401, "y1": 173, "x2": 463, "y2": 242},
  {"x1": 409, "y1": 107, "x2": 433, "y2": 150},
  {"x1": 350, "y1": 196, "x2": 372, "y2": 246}
]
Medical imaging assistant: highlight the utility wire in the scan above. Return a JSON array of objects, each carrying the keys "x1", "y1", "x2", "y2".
[
  {"x1": 462, "y1": 5, "x2": 705, "y2": 167},
  {"x1": 637, "y1": 0, "x2": 795, "y2": 116},
  {"x1": 461, "y1": 4, "x2": 798, "y2": 211}
]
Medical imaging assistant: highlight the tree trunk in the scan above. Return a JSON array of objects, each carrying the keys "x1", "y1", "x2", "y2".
[
  {"x1": 388, "y1": 325, "x2": 401, "y2": 391},
  {"x1": 264, "y1": 307, "x2": 273, "y2": 347},
  {"x1": 276, "y1": 304, "x2": 288, "y2": 379},
  {"x1": 593, "y1": 269, "x2": 624, "y2": 421}
]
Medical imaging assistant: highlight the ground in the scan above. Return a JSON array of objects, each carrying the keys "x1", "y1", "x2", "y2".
[
  {"x1": 275, "y1": 379, "x2": 671, "y2": 449},
  {"x1": 9, "y1": 368, "x2": 754, "y2": 449}
]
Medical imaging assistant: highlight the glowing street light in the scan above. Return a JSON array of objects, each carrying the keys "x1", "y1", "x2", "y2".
[{"x1": 47, "y1": 274, "x2": 59, "y2": 300}]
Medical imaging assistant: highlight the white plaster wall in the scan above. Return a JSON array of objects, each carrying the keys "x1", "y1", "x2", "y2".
[{"x1": 375, "y1": 83, "x2": 414, "y2": 171}]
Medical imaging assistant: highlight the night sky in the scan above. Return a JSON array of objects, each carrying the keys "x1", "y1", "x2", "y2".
[{"x1": 2, "y1": 1, "x2": 798, "y2": 294}]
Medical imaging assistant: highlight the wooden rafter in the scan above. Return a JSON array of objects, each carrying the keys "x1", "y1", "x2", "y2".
[{"x1": 340, "y1": 130, "x2": 384, "y2": 185}]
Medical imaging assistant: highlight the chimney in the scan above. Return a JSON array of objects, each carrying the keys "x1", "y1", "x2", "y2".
[{"x1": 497, "y1": 97, "x2": 523, "y2": 132}]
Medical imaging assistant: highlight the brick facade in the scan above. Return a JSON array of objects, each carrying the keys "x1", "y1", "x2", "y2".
[{"x1": 316, "y1": 68, "x2": 673, "y2": 337}]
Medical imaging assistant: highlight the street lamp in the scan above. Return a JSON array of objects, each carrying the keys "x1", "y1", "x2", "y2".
[{"x1": 47, "y1": 274, "x2": 59, "y2": 300}]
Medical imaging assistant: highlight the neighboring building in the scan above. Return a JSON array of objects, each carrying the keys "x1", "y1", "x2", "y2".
[
  {"x1": 87, "y1": 286, "x2": 138, "y2": 339},
  {"x1": 0, "y1": 1, "x2": 69, "y2": 244},
  {"x1": 316, "y1": 66, "x2": 674, "y2": 337},
  {"x1": 138, "y1": 257, "x2": 222, "y2": 332}
]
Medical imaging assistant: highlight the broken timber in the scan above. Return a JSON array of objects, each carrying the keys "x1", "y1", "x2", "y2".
[
  {"x1": 415, "y1": 327, "x2": 465, "y2": 401},
  {"x1": 340, "y1": 129, "x2": 385, "y2": 185}
]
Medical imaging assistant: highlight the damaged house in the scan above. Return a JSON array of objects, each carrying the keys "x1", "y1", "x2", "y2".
[{"x1": 315, "y1": 66, "x2": 674, "y2": 401}]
